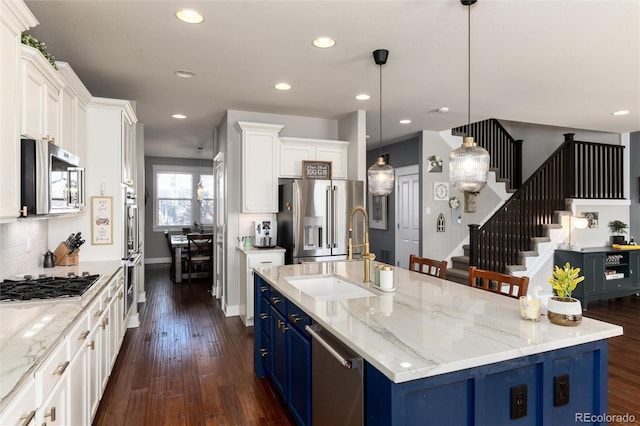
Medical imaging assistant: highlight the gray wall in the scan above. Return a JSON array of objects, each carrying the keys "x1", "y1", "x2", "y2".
[
  {"x1": 367, "y1": 134, "x2": 421, "y2": 264},
  {"x1": 144, "y1": 156, "x2": 214, "y2": 261},
  {"x1": 500, "y1": 121, "x2": 621, "y2": 181},
  {"x1": 631, "y1": 131, "x2": 640, "y2": 239}
]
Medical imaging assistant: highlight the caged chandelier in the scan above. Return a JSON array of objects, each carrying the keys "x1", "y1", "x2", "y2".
[
  {"x1": 367, "y1": 49, "x2": 395, "y2": 196},
  {"x1": 449, "y1": 0, "x2": 490, "y2": 194}
]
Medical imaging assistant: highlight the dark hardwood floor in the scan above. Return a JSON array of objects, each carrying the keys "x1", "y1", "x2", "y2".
[
  {"x1": 95, "y1": 264, "x2": 640, "y2": 425},
  {"x1": 583, "y1": 296, "x2": 640, "y2": 426},
  {"x1": 93, "y1": 264, "x2": 293, "y2": 426}
]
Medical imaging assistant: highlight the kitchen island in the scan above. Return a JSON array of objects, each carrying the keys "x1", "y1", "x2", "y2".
[{"x1": 254, "y1": 260, "x2": 622, "y2": 425}]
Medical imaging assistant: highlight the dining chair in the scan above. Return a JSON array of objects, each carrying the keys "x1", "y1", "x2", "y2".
[
  {"x1": 408, "y1": 255, "x2": 448, "y2": 279},
  {"x1": 468, "y1": 266, "x2": 529, "y2": 299},
  {"x1": 186, "y1": 233, "x2": 214, "y2": 284}
]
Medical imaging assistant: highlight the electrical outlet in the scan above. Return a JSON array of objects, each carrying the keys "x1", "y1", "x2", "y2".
[
  {"x1": 511, "y1": 384, "x2": 527, "y2": 419},
  {"x1": 554, "y1": 374, "x2": 570, "y2": 406}
]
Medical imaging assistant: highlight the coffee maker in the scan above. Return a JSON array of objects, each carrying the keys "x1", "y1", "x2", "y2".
[{"x1": 254, "y1": 220, "x2": 277, "y2": 248}]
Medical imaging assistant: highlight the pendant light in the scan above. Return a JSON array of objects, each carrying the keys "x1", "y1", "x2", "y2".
[
  {"x1": 196, "y1": 145, "x2": 204, "y2": 203},
  {"x1": 368, "y1": 49, "x2": 395, "y2": 196},
  {"x1": 449, "y1": 0, "x2": 490, "y2": 194}
]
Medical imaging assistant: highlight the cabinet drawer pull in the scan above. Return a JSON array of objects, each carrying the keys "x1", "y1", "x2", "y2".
[
  {"x1": 271, "y1": 296, "x2": 281, "y2": 304},
  {"x1": 118, "y1": 291, "x2": 124, "y2": 300},
  {"x1": 19, "y1": 410, "x2": 36, "y2": 426},
  {"x1": 101, "y1": 317, "x2": 109, "y2": 329},
  {"x1": 53, "y1": 361, "x2": 69, "y2": 376},
  {"x1": 78, "y1": 330, "x2": 90, "y2": 341},
  {"x1": 87, "y1": 340, "x2": 95, "y2": 350},
  {"x1": 289, "y1": 314, "x2": 304, "y2": 323},
  {"x1": 260, "y1": 286, "x2": 268, "y2": 292},
  {"x1": 260, "y1": 261, "x2": 273, "y2": 264},
  {"x1": 44, "y1": 406, "x2": 56, "y2": 422},
  {"x1": 94, "y1": 309, "x2": 103, "y2": 317},
  {"x1": 260, "y1": 313, "x2": 268, "y2": 320},
  {"x1": 260, "y1": 348, "x2": 269, "y2": 357},
  {"x1": 104, "y1": 296, "x2": 111, "y2": 303}
]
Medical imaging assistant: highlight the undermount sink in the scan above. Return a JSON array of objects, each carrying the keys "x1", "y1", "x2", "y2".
[{"x1": 284, "y1": 274, "x2": 376, "y2": 301}]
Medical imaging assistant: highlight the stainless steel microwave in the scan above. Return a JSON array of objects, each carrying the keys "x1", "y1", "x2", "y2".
[{"x1": 21, "y1": 139, "x2": 85, "y2": 216}]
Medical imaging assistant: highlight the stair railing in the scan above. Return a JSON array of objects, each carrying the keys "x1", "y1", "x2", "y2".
[
  {"x1": 469, "y1": 133, "x2": 625, "y2": 273},
  {"x1": 452, "y1": 118, "x2": 523, "y2": 190}
]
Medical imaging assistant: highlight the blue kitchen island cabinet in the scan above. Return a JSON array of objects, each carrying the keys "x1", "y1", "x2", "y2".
[
  {"x1": 253, "y1": 261, "x2": 621, "y2": 426},
  {"x1": 254, "y1": 274, "x2": 311, "y2": 426},
  {"x1": 365, "y1": 340, "x2": 607, "y2": 425}
]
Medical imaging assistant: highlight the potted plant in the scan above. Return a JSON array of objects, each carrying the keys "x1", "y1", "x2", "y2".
[
  {"x1": 608, "y1": 220, "x2": 628, "y2": 245},
  {"x1": 547, "y1": 262, "x2": 585, "y2": 326}
]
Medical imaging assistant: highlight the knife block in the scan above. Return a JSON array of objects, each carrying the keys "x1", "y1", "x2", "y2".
[{"x1": 53, "y1": 242, "x2": 79, "y2": 266}]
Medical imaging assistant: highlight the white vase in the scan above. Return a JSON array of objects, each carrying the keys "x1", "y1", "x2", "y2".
[{"x1": 547, "y1": 297, "x2": 582, "y2": 326}]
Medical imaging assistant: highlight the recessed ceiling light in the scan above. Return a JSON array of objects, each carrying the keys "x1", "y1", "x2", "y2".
[
  {"x1": 175, "y1": 69, "x2": 195, "y2": 78},
  {"x1": 611, "y1": 110, "x2": 629, "y2": 116},
  {"x1": 275, "y1": 82, "x2": 291, "y2": 91},
  {"x1": 172, "y1": 114, "x2": 187, "y2": 119},
  {"x1": 313, "y1": 37, "x2": 336, "y2": 48},
  {"x1": 355, "y1": 94, "x2": 370, "y2": 101},
  {"x1": 399, "y1": 119, "x2": 411, "y2": 124},
  {"x1": 176, "y1": 9, "x2": 204, "y2": 24},
  {"x1": 437, "y1": 107, "x2": 450, "y2": 114}
]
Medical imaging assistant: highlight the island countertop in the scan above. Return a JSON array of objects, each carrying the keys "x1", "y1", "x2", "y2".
[{"x1": 255, "y1": 260, "x2": 623, "y2": 384}]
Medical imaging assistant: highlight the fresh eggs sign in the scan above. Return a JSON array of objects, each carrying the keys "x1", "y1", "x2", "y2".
[{"x1": 302, "y1": 161, "x2": 332, "y2": 180}]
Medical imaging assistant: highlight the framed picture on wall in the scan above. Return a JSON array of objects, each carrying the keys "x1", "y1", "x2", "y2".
[
  {"x1": 369, "y1": 194, "x2": 388, "y2": 230},
  {"x1": 91, "y1": 196, "x2": 113, "y2": 245}
]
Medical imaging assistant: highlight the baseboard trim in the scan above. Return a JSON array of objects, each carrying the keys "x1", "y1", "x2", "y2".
[{"x1": 145, "y1": 257, "x2": 171, "y2": 265}]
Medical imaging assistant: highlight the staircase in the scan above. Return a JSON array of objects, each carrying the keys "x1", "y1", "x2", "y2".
[{"x1": 444, "y1": 121, "x2": 625, "y2": 283}]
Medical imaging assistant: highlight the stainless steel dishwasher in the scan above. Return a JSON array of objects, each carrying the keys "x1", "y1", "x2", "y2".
[{"x1": 305, "y1": 324, "x2": 363, "y2": 426}]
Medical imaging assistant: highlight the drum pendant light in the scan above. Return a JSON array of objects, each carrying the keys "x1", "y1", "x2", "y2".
[
  {"x1": 196, "y1": 145, "x2": 205, "y2": 202},
  {"x1": 368, "y1": 49, "x2": 395, "y2": 196},
  {"x1": 449, "y1": 0, "x2": 490, "y2": 194}
]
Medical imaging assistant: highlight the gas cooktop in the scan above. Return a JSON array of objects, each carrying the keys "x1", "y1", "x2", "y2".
[{"x1": 0, "y1": 273, "x2": 100, "y2": 302}]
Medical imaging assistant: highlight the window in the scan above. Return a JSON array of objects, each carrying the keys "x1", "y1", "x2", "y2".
[{"x1": 153, "y1": 165, "x2": 213, "y2": 230}]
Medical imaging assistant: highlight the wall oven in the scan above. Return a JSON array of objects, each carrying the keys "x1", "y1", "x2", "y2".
[
  {"x1": 20, "y1": 139, "x2": 85, "y2": 215},
  {"x1": 123, "y1": 188, "x2": 140, "y2": 319}
]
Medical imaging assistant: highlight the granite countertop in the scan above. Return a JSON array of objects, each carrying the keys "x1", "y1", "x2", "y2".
[
  {"x1": 255, "y1": 260, "x2": 623, "y2": 384},
  {"x1": 0, "y1": 260, "x2": 123, "y2": 409}
]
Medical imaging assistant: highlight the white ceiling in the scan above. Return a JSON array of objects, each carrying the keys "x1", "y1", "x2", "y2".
[{"x1": 25, "y1": 0, "x2": 639, "y2": 160}]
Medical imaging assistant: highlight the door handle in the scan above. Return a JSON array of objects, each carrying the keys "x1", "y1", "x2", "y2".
[{"x1": 306, "y1": 324, "x2": 354, "y2": 369}]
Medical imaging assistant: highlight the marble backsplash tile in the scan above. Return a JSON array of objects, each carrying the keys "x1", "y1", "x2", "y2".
[{"x1": 0, "y1": 220, "x2": 49, "y2": 279}]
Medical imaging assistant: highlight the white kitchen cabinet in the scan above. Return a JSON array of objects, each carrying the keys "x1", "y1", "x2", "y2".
[
  {"x1": 278, "y1": 137, "x2": 348, "y2": 180},
  {"x1": 20, "y1": 44, "x2": 63, "y2": 144},
  {"x1": 0, "y1": 377, "x2": 36, "y2": 426},
  {"x1": 65, "y1": 311, "x2": 89, "y2": 426},
  {"x1": 57, "y1": 62, "x2": 91, "y2": 161},
  {"x1": 0, "y1": 0, "x2": 37, "y2": 220},
  {"x1": 238, "y1": 248, "x2": 284, "y2": 326},
  {"x1": 121, "y1": 112, "x2": 135, "y2": 186},
  {"x1": 107, "y1": 269, "x2": 125, "y2": 369},
  {"x1": 237, "y1": 121, "x2": 284, "y2": 213},
  {"x1": 36, "y1": 374, "x2": 67, "y2": 426}
]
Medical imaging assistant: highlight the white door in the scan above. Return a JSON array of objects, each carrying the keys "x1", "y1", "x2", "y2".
[
  {"x1": 395, "y1": 165, "x2": 420, "y2": 269},
  {"x1": 214, "y1": 153, "x2": 225, "y2": 299}
]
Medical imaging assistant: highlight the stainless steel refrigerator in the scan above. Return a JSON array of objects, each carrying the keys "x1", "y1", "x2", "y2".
[{"x1": 277, "y1": 180, "x2": 364, "y2": 264}]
